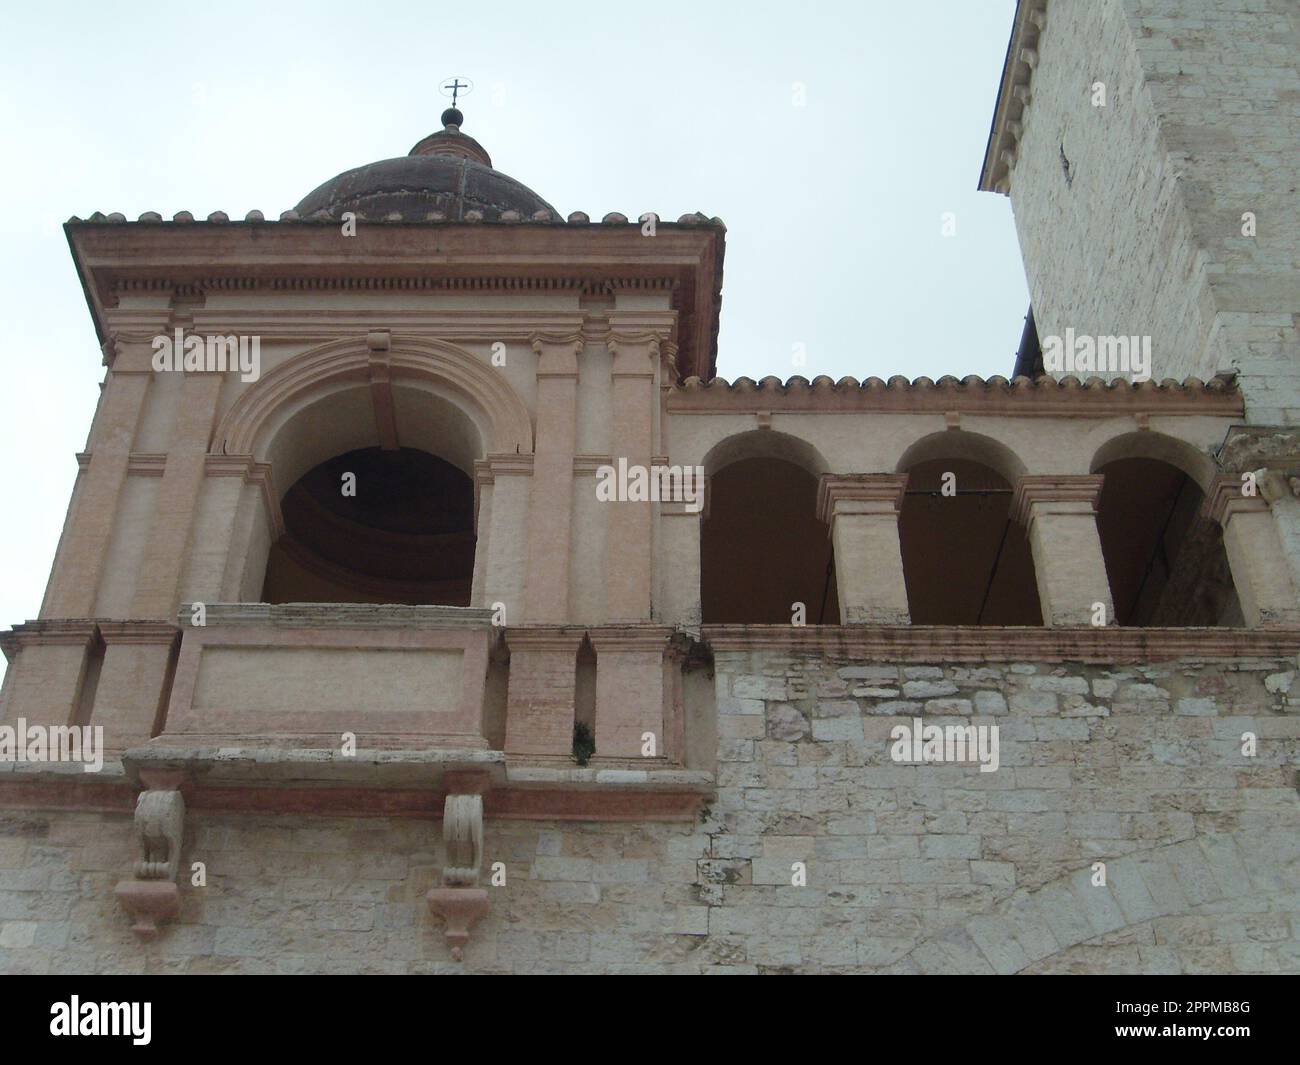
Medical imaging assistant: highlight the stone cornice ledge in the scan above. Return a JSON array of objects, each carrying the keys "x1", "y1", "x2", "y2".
[
  {"x1": 980, "y1": 0, "x2": 1049, "y2": 194},
  {"x1": 702, "y1": 624, "x2": 1300, "y2": 663},
  {"x1": 176, "y1": 602, "x2": 498, "y2": 630},
  {"x1": 0, "y1": 748, "x2": 712, "y2": 821}
]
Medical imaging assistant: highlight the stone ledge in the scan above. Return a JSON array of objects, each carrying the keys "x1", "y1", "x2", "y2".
[
  {"x1": 177, "y1": 602, "x2": 498, "y2": 630},
  {"x1": 0, "y1": 746, "x2": 713, "y2": 822},
  {"x1": 702, "y1": 624, "x2": 1300, "y2": 663}
]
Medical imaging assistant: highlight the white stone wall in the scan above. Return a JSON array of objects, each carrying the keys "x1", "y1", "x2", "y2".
[
  {"x1": 1007, "y1": 0, "x2": 1300, "y2": 423},
  {"x1": 3, "y1": 651, "x2": 1297, "y2": 973}
]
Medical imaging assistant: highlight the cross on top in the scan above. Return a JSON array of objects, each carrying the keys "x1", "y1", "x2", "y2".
[{"x1": 442, "y1": 78, "x2": 471, "y2": 107}]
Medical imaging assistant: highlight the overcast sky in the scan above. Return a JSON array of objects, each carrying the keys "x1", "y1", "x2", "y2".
[{"x1": 0, "y1": 0, "x2": 1023, "y2": 683}]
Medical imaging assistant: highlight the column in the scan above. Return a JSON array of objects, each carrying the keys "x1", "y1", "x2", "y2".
[
  {"x1": 479, "y1": 456, "x2": 533, "y2": 626},
  {"x1": 131, "y1": 371, "x2": 224, "y2": 619},
  {"x1": 604, "y1": 332, "x2": 661, "y2": 621},
  {"x1": 1204, "y1": 474, "x2": 1300, "y2": 627},
  {"x1": 1011, "y1": 475, "x2": 1114, "y2": 627},
  {"x1": 816, "y1": 474, "x2": 911, "y2": 625},
  {"x1": 522, "y1": 335, "x2": 582, "y2": 622},
  {"x1": 657, "y1": 486, "x2": 705, "y2": 632},
  {"x1": 42, "y1": 336, "x2": 156, "y2": 618}
]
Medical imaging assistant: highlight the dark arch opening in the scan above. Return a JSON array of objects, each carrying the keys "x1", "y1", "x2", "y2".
[
  {"x1": 701, "y1": 457, "x2": 840, "y2": 624},
  {"x1": 262, "y1": 445, "x2": 475, "y2": 606},
  {"x1": 1095, "y1": 457, "x2": 1241, "y2": 626},
  {"x1": 899, "y1": 458, "x2": 1042, "y2": 625}
]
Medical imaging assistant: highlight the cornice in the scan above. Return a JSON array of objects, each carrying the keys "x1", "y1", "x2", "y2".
[
  {"x1": 65, "y1": 219, "x2": 725, "y2": 381},
  {"x1": 670, "y1": 371, "x2": 1243, "y2": 418},
  {"x1": 1010, "y1": 474, "x2": 1105, "y2": 526},
  {"x1": 702, "y1": 624, "x2": 1300, "y2": 663},
  {"x1": 979, "y1": 0, "x2": 1049, "y2": 195}
]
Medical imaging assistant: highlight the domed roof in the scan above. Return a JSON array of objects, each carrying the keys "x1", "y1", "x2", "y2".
[{"x1": 295, "y1": 108, "x2": 557, "y2": 221}]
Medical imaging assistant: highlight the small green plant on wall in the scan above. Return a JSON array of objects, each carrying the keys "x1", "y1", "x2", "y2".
[{"x1": 572, "y1": 722, "x2": 595, "y2": 767}]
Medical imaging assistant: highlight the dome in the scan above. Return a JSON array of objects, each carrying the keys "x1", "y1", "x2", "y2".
[{"x1": 295, "y1": 109, "x2": 557, "y2": 221}]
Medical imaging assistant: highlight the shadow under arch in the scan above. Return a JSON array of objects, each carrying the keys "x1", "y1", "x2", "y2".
[
  {"x1": 1089, "y1": 430, "x2": 1217, "y2": 494},
  {"x1": 896, "y1": 428, "x2": 1028, "y2": 486},
  {"x1": 214, "y1": 335, "x2": 534, "y2": 474},
  {"x1": 700, "y1": 430, "x2": 838, "y2": 624},
  {"x1": 702, "y1": 428, "x2": 830, "y2": 478},
  {"x1": 1090, "y1": 431, "x2": 1239, "y2": 626},
  {"x1": 210, "y1": 336, "x2": 529, "y2": 605},
  {"x1": 896, "y1": 430, "x2": 1041, "y2": 625}
]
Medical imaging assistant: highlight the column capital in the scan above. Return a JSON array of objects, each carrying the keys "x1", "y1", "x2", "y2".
[
  {"x1": 474, "y1": 453, "x2": 535, "y2": 486},
  {"x1": 816, "y1": 473, "x2": 908, "y2": 524},
  {"x1": 530, "y1": 332, "x2": 584, "y2": 376},
  {"x1": 586, "y1": 623, "x2": 675, "y2": 654},
  {"x1": 607, "y1": 330, "x2": 669, "y2": 377},
  {"x1": 1202, "y1": 472, "x2": 1272, "y2": 526},
  {"x1": 1011, "y1": 474, "x2": 1104, "y2": 526}
]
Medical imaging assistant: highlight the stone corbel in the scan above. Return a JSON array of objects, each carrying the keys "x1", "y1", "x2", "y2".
[
  {"x1": 427, "y1": 774, "x2": 491, "y2": 960},
  {"x1": 115, "y1": 770, "x2": 186, "y2": 939}
]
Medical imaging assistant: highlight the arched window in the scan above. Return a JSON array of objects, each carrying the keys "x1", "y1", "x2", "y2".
[
  {"x1": 263, "y1": 445, "x2": 475, "y2": 606},
  {"x1": 701, "y1": 432, "x2": 839, "y2": 624},
  {"x1": 897, "y1": 434, "x2": 1042, "y2": 625},
  {"x1": 1093, "y1": 451, "x2": 1240, "y2": 626}
]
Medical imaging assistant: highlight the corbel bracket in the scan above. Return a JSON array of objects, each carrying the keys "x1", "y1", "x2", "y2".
[
  {"x1": 114, "y1": 769, "x2": 186, "y2": 940},
  {"x1": 427, "y1": 774, "x2": 491, "y2": 960}
]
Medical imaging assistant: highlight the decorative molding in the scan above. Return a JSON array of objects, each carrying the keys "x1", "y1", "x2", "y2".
[
  {"x1": 0, "y1": 620, "x2": 100, "y2": 660},
  {"x1": 427, "y1": 791, "x2": 488, "y2": 960},
  {"x1": 212, "y1": 335, "x2": 534, "y2": 459},
  {"x1": 204, "y1": 454, "x2": 283, "y2": 540},
  {"x1": 1202, "y1": 473, "x2": 1272, "y2": 526},
  {"x1": 174, "y1": 602, "x2": 497, "y2": 630},
  {"x1": 1010, "y1": 474, "x2": 1105, "y2": 526},
  {"x1": 114, "y1": 773, "x2": 185, "y2": 939},
  {"x1": 816, "y1": 474, "x2": 909, "y2": 525},
  {"x1": 980, "y1": 0, "x2": 1050, "y2": 194},
  {"x1": 701, "y1": 623, "x2": 1300, "y2": 663},
  {"x1": 126, "y1": 454, "x2": 168, "y2": 477}
]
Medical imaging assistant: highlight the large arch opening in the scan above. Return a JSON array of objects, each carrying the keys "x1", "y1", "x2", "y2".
[
  {"x1": 701, "y1": 432, "x2": 839, "y2": 624},
  {"x1": 1092, "y1": 449, "x2": 1241, "y2": 626},
  {"x1": 212, "y1": 337, "x2": 532, "y2": 604},
  {"x1": 262, "y1": 445, "x2": 476, "y2": 605},
  {"x1": 897, "y1": 433, "x2": 1041, "y2": 625}
]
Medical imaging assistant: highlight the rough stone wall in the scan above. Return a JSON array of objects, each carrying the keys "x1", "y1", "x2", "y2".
[
  {"x1": 1008, "y1": 0, "x2": 1300, "y2": 423},
  {"x1": 1119, "y1": 0, "x2": 1300, "y2": 425},
  {"x1": 2, "y1": 651, "x2": 1298, "y2": 974}
]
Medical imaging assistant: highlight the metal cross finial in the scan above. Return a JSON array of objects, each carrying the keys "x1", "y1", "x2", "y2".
[{"x1": 442, "y1": 78, "x2": 471, "y2": 108}]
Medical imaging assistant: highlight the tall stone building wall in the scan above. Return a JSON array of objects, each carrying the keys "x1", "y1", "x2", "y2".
[
  {"x1": 4, "y1": 649, "x2": 1297, "y2": 974},
  {"x1": 993, "y1": 0, "x2": 1300, "y2": 423}
]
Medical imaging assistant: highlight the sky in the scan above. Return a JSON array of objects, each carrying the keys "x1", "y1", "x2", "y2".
[{"x1": 0, "y1": 0, "x2": 1025, "y2": 684}]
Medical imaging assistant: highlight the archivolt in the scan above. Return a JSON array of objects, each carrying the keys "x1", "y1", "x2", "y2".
[{"x1": 212, "y1": 335, "x2": 534, "y2": 459}]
